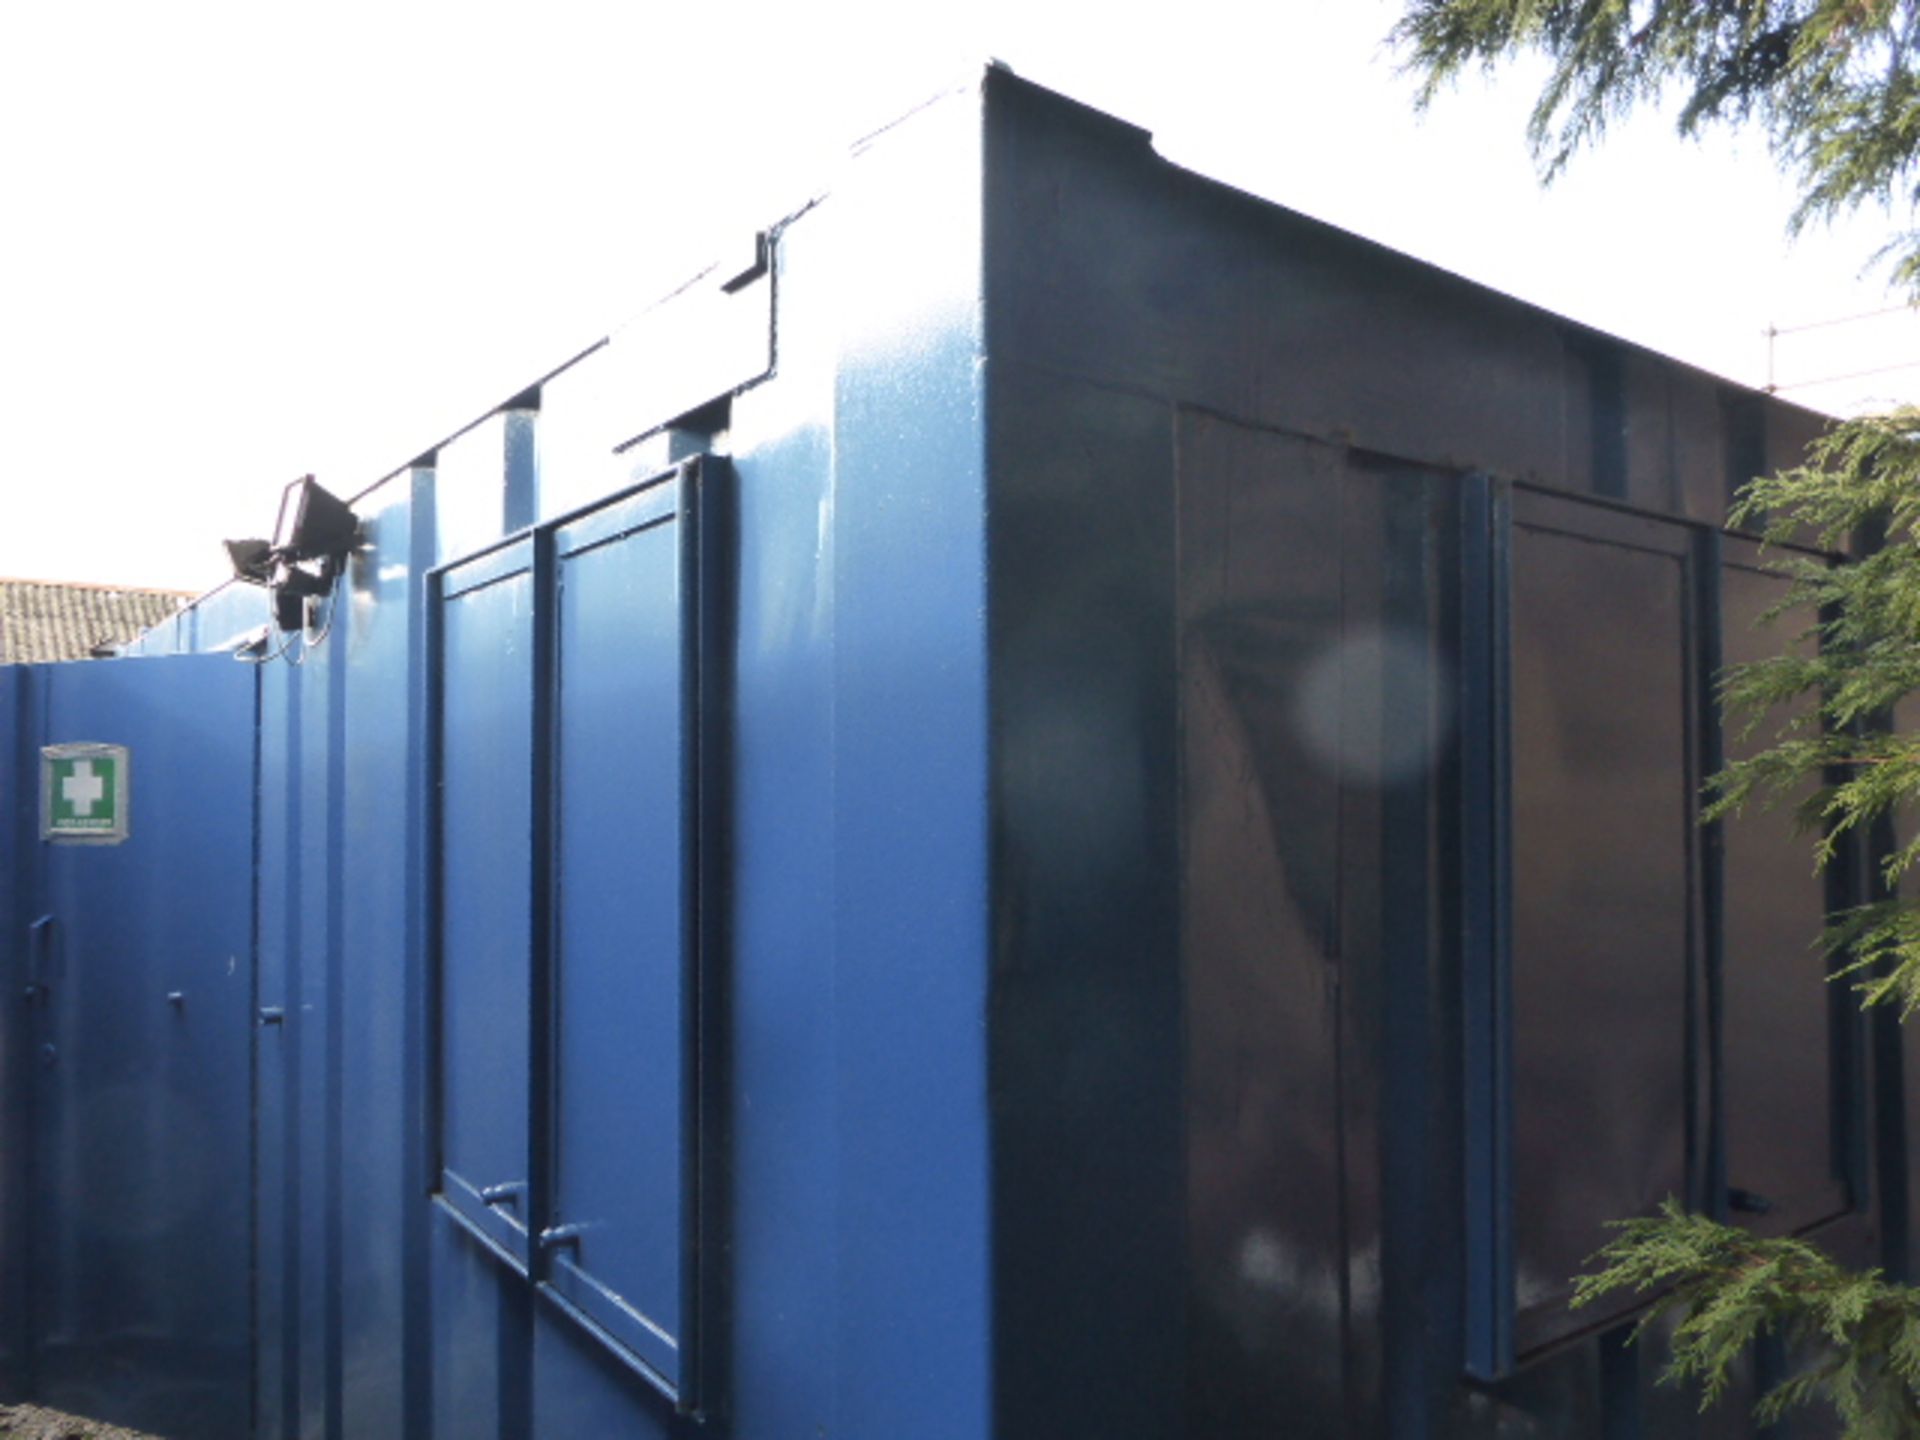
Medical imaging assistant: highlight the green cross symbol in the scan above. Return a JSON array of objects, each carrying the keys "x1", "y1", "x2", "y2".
[{"x1": 51, "y1": 756, "x2": 116, "y2": 829}]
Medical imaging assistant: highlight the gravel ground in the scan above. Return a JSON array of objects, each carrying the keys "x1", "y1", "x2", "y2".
[{"x1": 0, "y1": 1404, "x2": 160, "y2": 1440}]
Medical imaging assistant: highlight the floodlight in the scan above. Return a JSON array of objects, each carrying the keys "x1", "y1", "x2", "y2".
[
  {"x1": 224, "y1": 538, "x2": 275, "y2": 586},
  {"x1": 273, "y1": 475, "x2": 360, "y2": 562},
  {"x1": 273, "y1": 560, "x2": 333, "y2": 598},
  {"x1": 267, "y1": 558, "x2": 337, "y2": 633},
  {"x1": 272, "y1": 587, "x2": 308, "y2": 632}
]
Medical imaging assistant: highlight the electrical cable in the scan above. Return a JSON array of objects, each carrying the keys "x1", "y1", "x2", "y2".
[
  {"x1": 1772, "y1": 356, "x2": 1920, "y2": 391},
  {"x1": 1767, "y1": 304, "x2": 1917, "y2": 337},
  {"x1": 286, "y1": 572, "x2": 341, "y2": 667},
  {"x1": 236, "y1": 585, "x2": 295, "y2": 665}
]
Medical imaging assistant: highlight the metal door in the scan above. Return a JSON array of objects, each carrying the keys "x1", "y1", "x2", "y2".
[{"x1": 18, "y1": 654, "x2": 257, "y2": 1438}]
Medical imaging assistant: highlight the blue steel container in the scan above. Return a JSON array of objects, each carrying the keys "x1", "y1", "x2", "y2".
[{"x1": 4, "y1": 66, "x2": 1900, "y2": 1440}]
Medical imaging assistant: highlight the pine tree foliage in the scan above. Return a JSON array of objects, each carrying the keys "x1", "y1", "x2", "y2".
[
  {"x1": 1575, "y1": 1201, "x2": 1920, "y2": 1437},
  {"x1": 1710, "y1": 406, "x2": 1920, "y2": 1017},
  {"x1": 1517, "y1": 403, "x2": 1920, "y2": 1432},
  {"x1": 1557, "y1": 409, "x2": 1920, "y2": 1433},
  {"x1": 1393, "y1": 0, "x2": 1920, "y2": 286},
  {"x1": 1392, "y1": 7, "x2": 1920, "y2": 1431}
]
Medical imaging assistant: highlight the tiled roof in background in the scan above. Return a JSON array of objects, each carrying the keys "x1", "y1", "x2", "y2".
[{"x1": 0, "y1": 579, "x2": 192, "y2": 664}]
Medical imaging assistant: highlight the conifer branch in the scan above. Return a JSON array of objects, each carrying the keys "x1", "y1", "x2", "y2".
[
  {"x1": 1576, "y1": 1202, "x2": 1920, "y2": 1436},
  {"x1": 1394, "y1": 3, "x2": 1920, "y2": 1434}
]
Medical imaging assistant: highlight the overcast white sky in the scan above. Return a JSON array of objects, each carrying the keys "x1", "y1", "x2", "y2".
[{"x1": 3, "y1": 0, "x2": 1916, "y2": 592}]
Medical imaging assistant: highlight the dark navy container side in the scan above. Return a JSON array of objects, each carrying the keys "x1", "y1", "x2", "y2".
[
  {"x1": 979, "y1": 64, "x2": 1877, "y2": 1440},
  {"x1": 984, "y1": 360, "x2": 1183, "y2": 1440}
]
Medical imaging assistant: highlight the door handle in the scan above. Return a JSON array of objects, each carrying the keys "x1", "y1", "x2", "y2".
[
  {"x1": 479, "y1": 1181, "x2": 527, "y2": 1210},
  {"x1": 1728, "y1": 1187, "x2": 1775, "y2": 1216},
  {"x1": 23, "y1": 915, "x2": 53, "y2": 1003},
  {"x1": 537, "y1": 1223, "x2": 585, "y2": 1255}
]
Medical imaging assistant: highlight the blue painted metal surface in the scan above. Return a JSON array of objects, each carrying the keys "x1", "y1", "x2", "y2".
[
  {"x1": 336, "y1": 477, "x2": 427, "y2": 1440},
  {"x1": 251, "y1": 649, "x2": 293, "y2": 1440},
  {"x1": 546, "y1": 482, "x2": 695, "y2": 1388},
  {"x1": 0, "y1": 665, "x2": 28, "y2": 1392},
  {"x1": 425, "y1": 467, "x2": 716, "y2": 1413},
  {"x1": 13, "y1": 65, "x2": 1917, "y2": 1440},
  {"x1": 433, "y1": 539, "x2": 536, "y2": 1272},
  {"x1": 6, "y1": 654, "x2": 256, "y2": 1439}
]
